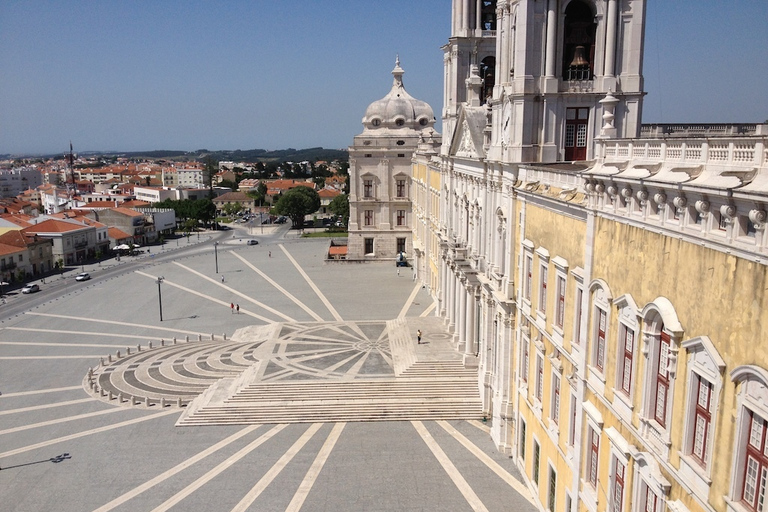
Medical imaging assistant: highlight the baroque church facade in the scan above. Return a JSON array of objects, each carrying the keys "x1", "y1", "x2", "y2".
[{"x1": 403, "y1": 2, "x2": 768, "y2": 512}]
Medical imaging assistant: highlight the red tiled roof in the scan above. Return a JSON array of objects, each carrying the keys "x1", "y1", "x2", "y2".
[
  {"x1": 328, "y1": 246, "x2": 348, "y2": 256},
  {"x1": 23, "y1": 218, "x2": 90, "y2": 234}
]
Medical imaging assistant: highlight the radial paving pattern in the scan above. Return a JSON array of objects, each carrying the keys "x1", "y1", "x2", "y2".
[{"x1": 0, "y1": 237, "x2": 536, "y2": 512}]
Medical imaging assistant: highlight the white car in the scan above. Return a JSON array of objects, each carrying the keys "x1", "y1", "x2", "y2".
[
  {"x1": 75, "y1": 272, "x2": 91, "y2": 281},
  {"x1": 21, "y1": 284, "x2": 39, "y2": 294}
]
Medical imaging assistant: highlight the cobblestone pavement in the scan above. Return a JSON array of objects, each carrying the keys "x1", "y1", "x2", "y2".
[{"x1": 0, "y1": 237, "x2": 537, "y2": 512}]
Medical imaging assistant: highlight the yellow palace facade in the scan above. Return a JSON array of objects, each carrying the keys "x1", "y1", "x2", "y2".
[{"x1": 409, "y1": 2, "x2": 768, "y2": 512}]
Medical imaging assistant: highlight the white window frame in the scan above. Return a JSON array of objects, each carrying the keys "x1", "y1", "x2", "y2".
[
  {"x1": 612, "y1": 294, "x2": 640, "y2": 423},
  {"x1": 535, "y1": 247, "x2": 550, "y2": 326},
  {"x1": 631, "y1": 453, "x2": 670, "y2": 512},
  {"x1": 588, "y1": 280, "x2": 612, "y2": 395},
  {"x1": 580, "y1": 401, "x2": 603, "y2": 512},
  {"x1": 639, "y1": 299, "x2": 683, "y2": 459},
  {"x1": 571, "y1": 267, "x2": 586, "y2": 350},
  {"x1": 725, "y1": 366, "x2": 768, "y2": 512},
  {"x1": 552, "y1": 256, "x2": 569, "y2": 345},
  {"x1": 679, "y1": 335, "x2": 725, "y2": 501}
]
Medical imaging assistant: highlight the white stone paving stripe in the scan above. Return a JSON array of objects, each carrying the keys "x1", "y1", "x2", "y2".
[
  {"x1": 151, "y1": 424, "x2": 287, "y2": 512},
  {"x1": 0, "y1": 355, "x2": 104, "y2": 360},
  {"x1": 0, "y1": 340, "x2": 125, "y2": 348},
  {"x1": 92, "y1": 425, "x2": 260, "y2": 512},
  {"x1": 420, "y1": 301, "x2": 437, "y2": 317},
  {"x1": 436, "y1": 420, "x2": 536, "y2": 506},
  {"x1": 0, "y1": 385, "x2": 82, "y2": 397},
  {"x1": 285, "y1": 422, "x2": 345, "y2": 512},
  {"x1": 171, "y1": 262, "x2": 296, "y2": 322},
  {"x1": 411, "y1": 420, "x2": 489, "y2": 512},
  {"x1": 398, "y1": 283, "x2": 423, "y2": 319},
  {"x1": 466, "y1": 419, "x2": 492, "y2": 434},
  {"x1": 0, "y1": 407, "x2": 126, "y2": 435},
  {"x1": 280, "y1": 244, "x2": 344, "y2": 321},
  {"x1": 0, "y1": 409, "x2": 178, "y2": 459},
  {"x1": 231, "y1": 251, "x2": 325, "y2": 321},
  {"x1": 230, "y1": 423, "x2": 323, "y2": 512},
  {"x1": 0, "y1": 398, "x2": 94, "y2": 416},
  {"x1": 26, "y1": 312, "x2": 205, "y2": 336},
  {"x1": 136, "y1": 270, "x2": 276, "y2": 324}
]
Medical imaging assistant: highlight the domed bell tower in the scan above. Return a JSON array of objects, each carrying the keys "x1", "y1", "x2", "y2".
[{"x1": 348, "y1": 58, "x2": 440, "y2": 262}]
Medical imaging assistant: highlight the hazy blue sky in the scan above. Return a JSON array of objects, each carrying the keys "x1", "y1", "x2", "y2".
[{"x1": 1, "y1": 1, "x2": 766, "y2": 155}]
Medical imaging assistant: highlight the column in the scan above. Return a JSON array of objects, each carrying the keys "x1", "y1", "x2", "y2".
[
  {"x1": 464, "y1": 290, "x2": 476, "y2": 356},
  {"x1": 458, "y1": 279, "x2": 467, "y2": 350},
  {"x1": 545, "y1": 0, "x2": 557, "y2": 77},
  {"x1": 604, "y1": 0, "x2": 617, "y2": 77}
]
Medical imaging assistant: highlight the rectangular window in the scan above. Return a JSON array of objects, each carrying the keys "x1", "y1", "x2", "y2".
[
  {"x1": 536, "y1": 354, "x2": 544, "y2": 402},
  {"x1": 396, "y1": 179, "x2": 406, "y2": 198},
  {"x1": 363, "y1": 179, "x2": 373, "y2": 198},
  {"x1": 619, "y1": 325, "x2": 634, "y2": 395},
  {"x1": 588, "y1": 427, "x2": 600, "y2": 488},
  {"x1": 654, "y1": 330, "x2": 671, "y2": 427},
  {"x1": 743, "y1": 411, "x2": 768, "y2": 512},
  {"x1": 522, "y1": 341, "x2": 530, "y2": 383},
  {"x1": 533, "y1": 440, "x2": 541, "y2": 485},
  {"x1": 364, "y1": 238, "x2": 374, "y2": 255},
  {"x1": 556, "y1": 275, "x2": 566, "y2": 328},
  {"x1": 551, "y1": 374, "x2": 561, "y2": 425},
  {"x1": 613, "y1": 458, "x2": 626, "y2": 512},
  {"x1": 364, "y1": 210, "x2": 374, "y2": 226},
  {"x1": 549, "y1": 467, "x2": 557, "y2": 511},
  {"x1": 692, "y1": 376, "x2": 713, "y2": 466},
  {"x1": 520, "y1": 419, "x2": 527, "y2": 461},
  {"x1": 569, "y1": 394, "x2": 577, "y2": 446},
  {"x1": 525, "y1": 255, "x2": 533, "y2": 301},
  {"x1": 596, "y1": 308, "x2": 607, "y2": 372},
  {"x1": 540, "y1": 264, "x2": 548, "y2": 313},
  {"x1": 645, "y1": 486, "x2": 658, "y2": 512},
  {"x1": 396, "y1": 238, "x2": 406, "y2": 254},
  {"x1": 397, "y1": 210, "x2": 406, "y2": 226},
  {"x1": 574, "y1": 287, "x2": 584, "y2": 344}
]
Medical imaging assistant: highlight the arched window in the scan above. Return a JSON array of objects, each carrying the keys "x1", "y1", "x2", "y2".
[
  {"x1": 480, "y1": 56, "x2": 495, "y2": 104},
  {"x1": 562, "y1": 1, "x2": 596, "y2": 80}
]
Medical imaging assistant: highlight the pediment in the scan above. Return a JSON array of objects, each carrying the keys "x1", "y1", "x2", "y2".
[{"x1": 449, "y1": 106, "x2": 487, "y2": 159}]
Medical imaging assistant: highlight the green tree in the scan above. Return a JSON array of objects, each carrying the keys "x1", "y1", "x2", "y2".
[
  {"x1": 328, "y1": 194, "x2": 349, "y2": 224},
  {"x1": 219, "y1": 179, "x2": 237, "y2": 190},
  {"x1": 222, "y1": 202, "x2": 243, "y2": 217},
  {"x1": 273, "y1": 187, "x2": 320, "y2": 228}
]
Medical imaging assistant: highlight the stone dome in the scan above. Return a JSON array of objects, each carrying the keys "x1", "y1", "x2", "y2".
[{"x1": 362, "y1": 57, "x2": 436, "y2": 133}]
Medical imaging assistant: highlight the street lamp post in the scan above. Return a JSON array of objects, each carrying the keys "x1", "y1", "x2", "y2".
[
  {"x1": 156, "y1": 276, "x2": 164, "y2": 322},
  {"x1": 214, "y1": 241, "x2": 219, "y2": 274}
]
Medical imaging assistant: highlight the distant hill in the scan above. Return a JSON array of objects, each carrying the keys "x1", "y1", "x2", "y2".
[
  {"x1": 96, "y1": 147, "x2": 348, "y2": 163},
  {"x1": 1, "y1": 147, "x2": 349, "y2": 163}
]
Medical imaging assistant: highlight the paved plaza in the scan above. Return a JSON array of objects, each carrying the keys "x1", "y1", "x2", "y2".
[{"x1": 0, "y1": 232, "x2": 536, "y2": 511}]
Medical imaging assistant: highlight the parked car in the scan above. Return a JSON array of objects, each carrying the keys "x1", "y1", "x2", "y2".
[
  {"x1": 21, "y1": 284, "x2": 39, "y2": 294},
  {"x1": 75, "y1": 272, "x2": 91, "y2": 281},
  {"x1": 247, "y1": 239, "x2": 259, "y2": 246}
]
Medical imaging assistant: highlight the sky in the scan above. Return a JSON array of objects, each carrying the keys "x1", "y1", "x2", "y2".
[{"x1": 0, "y1": 0, "x2": 766, "y2": 156}]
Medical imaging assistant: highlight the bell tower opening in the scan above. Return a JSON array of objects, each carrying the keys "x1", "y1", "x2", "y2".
[
  {"x1": 562, "y1": 1, "x2": 596, "y2": 81},
  {"x1": 481, "y1": 1, "x2": 496, "y2": 31},
  {"x1": 480, "y1": 56, "x2": 495, "y2": 105}
]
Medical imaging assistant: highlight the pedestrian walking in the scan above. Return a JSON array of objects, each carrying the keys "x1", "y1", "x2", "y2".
[
  {"x1": 397, "y1": 267, "x2": 400, "y2": 277},
  {"x1": 417, "y1": 329, "x2": 422, "y2": 344},
  {"x1": 221, "y1": 275, "x2": 225, "y2": 283},
  {"x1": 230, "y1": 302, "x2": 234, "y2": 314},
  {"x1": 269, "y1": 251, "x2": 272, "y2": 258},
  {"x1": 236, "y1": 304, "x2": 240, "y2": 314}
]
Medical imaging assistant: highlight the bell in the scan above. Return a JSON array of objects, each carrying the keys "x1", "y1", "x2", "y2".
[{"x1": 569, "y1": 46, "x2": 589, "y2": 67}]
